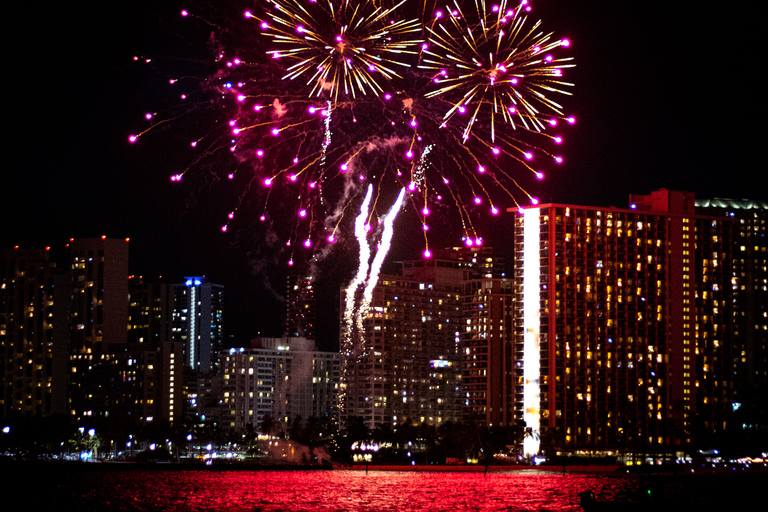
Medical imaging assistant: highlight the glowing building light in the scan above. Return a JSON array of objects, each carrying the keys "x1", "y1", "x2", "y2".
[{"x1": 523, "y1": 207, "x2": 541, "y2": 457}]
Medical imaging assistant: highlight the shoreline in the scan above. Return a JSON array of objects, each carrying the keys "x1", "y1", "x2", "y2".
[
  {"x1": 3, "y1": 458, "x2": 766, "y2": 476},
  {"x1": 333, "y1": 464, "x2": 622, "y2": 473}
]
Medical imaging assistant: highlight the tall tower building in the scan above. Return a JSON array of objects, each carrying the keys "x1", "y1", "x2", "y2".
[
  {"x1": 435, "y1": 245, "x2": 506, "y2": 279},
  {"x1": 173, "y1": 277, "x2": 224, "y2": 372},
  {"x1": 68, "y1": 238, "x2": 129, "y2": 354},
  {"x1": 339, "y1": 259, "x2": 464, "y2": 430},
  {"x1": 696, "y1": 198, "x2": 768, "y2": 429},
  {"x1": 136, "y1": 340, "x2": 185, "y2": 425},
  {"x1": 461, "y1": 277, "x2": 515, "y2": 427},
  {"x1": 128, "y1": 278, "x2": 184, "y2": 425},
  {"x1": 67, "y1": 237, "x2": 133, "y2": 422},
  {"x1": 128, "y1": 278, "x2": 174, "y2": 350},
  {"x1": 0, "y1": 248, "x2": 68, "y2": 418},
  {"x1": 513, "y1": 189, "x2": 736, "y2": 454}
]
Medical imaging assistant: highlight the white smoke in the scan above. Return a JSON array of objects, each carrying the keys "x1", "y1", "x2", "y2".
[
  {"x1": 272, "y1": 98, "x2": 288, "y2": 118},
  {"x1": 362, "y1": 135, "x2": 409, "y2": 154}
]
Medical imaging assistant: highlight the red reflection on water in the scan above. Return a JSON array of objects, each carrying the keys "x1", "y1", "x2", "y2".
[{"x1": 37, "y1": 469, "x2": 638, "y2": 511}]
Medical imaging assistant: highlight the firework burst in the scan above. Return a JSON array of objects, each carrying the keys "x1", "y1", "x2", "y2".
[
  {"x1": 254, "y1": 0, "x2": 422, "y2": 102},
  {"x1": 420, "y1": 0, "x2": 574, "y2": 192},
  {"x1": 129, "y1": 1, "x2": 575, "y2": 262}
]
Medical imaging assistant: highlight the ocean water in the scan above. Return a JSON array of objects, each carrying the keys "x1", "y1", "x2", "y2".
[{"x1": 7, "y1": 464, "x2": 766, "y2": 511}]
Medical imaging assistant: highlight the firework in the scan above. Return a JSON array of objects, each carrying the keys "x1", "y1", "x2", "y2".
[
  {"x1": 130, "y1": 0, "x2": 575, "y2": 260},
  {"x1": 420, "y1": 0, "x2": 574, "y2": 194},
  {"x1": 256, "y1": 0, "x2": 422, "y2": 103}
]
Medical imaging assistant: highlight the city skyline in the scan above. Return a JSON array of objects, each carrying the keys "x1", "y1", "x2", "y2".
[{"x1": 3, "y1": 1, "x2": 763, "y2": 346}]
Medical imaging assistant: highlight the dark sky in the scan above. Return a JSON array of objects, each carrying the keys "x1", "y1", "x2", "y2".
[{"x1": 2, "y1": 1, "x2": 763, "y2": 349}]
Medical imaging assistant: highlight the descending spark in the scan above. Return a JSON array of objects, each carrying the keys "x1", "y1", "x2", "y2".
[
  {"x1": 320, "y1": 100, "x2": 332, "y2": 165},
  {"x1": 341, "y1": 184, "x2": 405, "y2": 352},
  {"x1": 340, "y1": 184, "x2": 406, "y2": 419},
  {"x1": 412, "y1": 144, "x2": 432, "y2": 191}
]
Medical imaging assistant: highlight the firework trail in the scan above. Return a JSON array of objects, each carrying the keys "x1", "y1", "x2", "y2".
[
  {"x1": 356, "y1": 186, "x2": 406, "y2": 338},
  {"x1": 339, "y1": 184, "x2": 406, "y2": 419},
  {"x1": 342, "y1": 184, "x2": 374, "y2": 355}
]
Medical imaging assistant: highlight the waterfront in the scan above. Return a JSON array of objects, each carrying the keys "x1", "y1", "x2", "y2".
[{"x1": 4, "y1": 463, "x2": 767, "y2": 511}]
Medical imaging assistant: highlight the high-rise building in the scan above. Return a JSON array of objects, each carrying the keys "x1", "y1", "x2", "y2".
[
  {"x1": 431, "y1": 247, "x2": 515, "y2": 426},
  {"x1": 285, "y1": 264, "x2": 316, "y2": 339},
  {"x1": 221, "y1": 337, "x2": 339, "y2": 433},
  {"x1": 339, "y1": 259, "x2": 464, "y2": 430},
  {"x1": 135, "y1": 341, "x2": 185, "y2": 425},
  {"x1": 512, "y1": 189, "x2": 736, "y2": 454},
  {"x1": 435, "y1": 245, "x2": 507, "y2": 279},
  {"x1": 695, "y1": 197, "x2": 768, "y2": 428},
  {"x1": 461, "y1": 277, "x2": 515, "y2": 427},
  {"x1": 127, "y1": 279, "x2": 184, "y2": 425},
  {"x1": 128, "y1": 278, "x2": 174, "y2": 350},
  {"x1": 173, "y1": 277, "x2": 224, "y2": 372},
  {"x1": 67, "y1": 238, "x2": 132, "y2": 423},
  {"x1": 0, "y1": 247, "x2": 68, "y2": 418},
  {"x1": 68, "y1": 238, "x2": 129, "y2": 354}
]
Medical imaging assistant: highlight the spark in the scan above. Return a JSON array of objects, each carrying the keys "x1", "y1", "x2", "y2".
[
  {"x1": 420, "y1": 0, "x2": 574, "y2": 171},
  {"x1": 131, "y1": 0, "x2": 576, "y2": 300},
  {"x1": 259, "y1": 0, "x2": 422, "y2": 103}
]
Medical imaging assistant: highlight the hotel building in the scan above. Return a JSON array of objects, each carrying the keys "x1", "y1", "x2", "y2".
[
  {"x1": 285, "y1": 264, "x2": 316, "y2": 340},
  {"x1": 513, "y1": 189, "x2": 736, "y2": 453},
  {"x1": 696, "y1": 198, "x2": 768, "y2": 428},
  {"x1": 461, "y1": 277, "x2": 515, "y2": 427},
  {"x1": 67, "y1": 238, "x2": 133, "y2": 423},
  {"x1": 434, "y1": 246, "x2": 516, "y2": 427}
]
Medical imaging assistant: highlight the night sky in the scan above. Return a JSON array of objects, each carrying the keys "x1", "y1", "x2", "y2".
[{"x1": 2, "y1": 1, "x2": 763, "y2": 350}]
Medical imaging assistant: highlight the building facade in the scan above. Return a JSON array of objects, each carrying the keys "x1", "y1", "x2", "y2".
[
  {"x1": 696, "y1": 197, "x2": 768, "y2": 431},
  {"x1": 221, "y1": 337, "x2": 339, "y2": 434},
  {"x1": 67, "y1": 238, "x2": 132, "y2": 423},
  {"x1": 0, "y1": 248, "x2": 68, "y2": 418},
  {"x1": 461, "y1": 278, "x2": 515, "y2": 427},
  {"x1": 173, "y1": 277, "x2": 224, "y2": 372},
  {"x1": 128, "y1": 279, "x2": 174, "y2": 350},
  {"x1": 513, "y1": 189, "x2": 737, "y2": 454},
  {"x1": 285, "y1": 264, "x2": 316, "y2": 339},
  {"x1": 339, "y1": 260, "x2": 465, "y2": 430}
]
